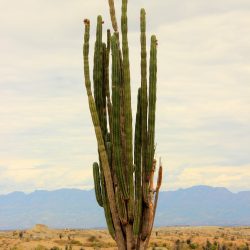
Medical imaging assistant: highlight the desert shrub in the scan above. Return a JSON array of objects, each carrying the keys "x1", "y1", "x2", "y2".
[
  {"x1": 50, "y1": 247, "x2": 61, "y2": 250},
  {"x1": 12, "y1": 231, "x2": 18, "y2": 237},
  {"x1": 153, "y1": 242, "x2": 159, "y2": 247},
  {"x1": 87, "y1": 235, "x2": 98, "y2": 242},
  {"x1": 221, "y1": 244, "x2": 227, "y2": 250},
  {"x1": 69, "y1": 239, "x2": 83, "y2": 246},
  {"x1": 189, "y1": 243, "x2": 198, "y2": 249},
  {"x1": 175, "y1": 239, "x2": 181, "y2": 250},
  {"x1": 203, "y1": 240, "x2": 218, "y2": 250},
  {"x1": 34, "y1": 245, "x2": 49, "y2": 250},
  {"x1": 18, "y1": 231, "x2": 23, "y2": 239},
  {"x1": 238, "y1": 245, "x2": 250, "y2": 250}
]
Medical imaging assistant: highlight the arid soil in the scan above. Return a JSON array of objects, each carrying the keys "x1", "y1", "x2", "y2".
[{"x1": 0, "y1": 224, "x2": 249, "y2": 249}]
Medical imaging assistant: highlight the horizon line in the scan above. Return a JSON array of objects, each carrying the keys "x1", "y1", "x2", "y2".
[{"x1": 1, "y1": 184, "x2": 250, "y2": 196}]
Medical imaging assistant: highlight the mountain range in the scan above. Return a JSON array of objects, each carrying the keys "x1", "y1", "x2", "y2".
[{"x1": 0, "y1": 185, "x2": 249, "y2": 230}]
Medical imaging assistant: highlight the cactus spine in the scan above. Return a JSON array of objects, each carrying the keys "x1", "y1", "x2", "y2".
[{"x1": 83, "y1": 1, "x2": 162, "y2": 249}]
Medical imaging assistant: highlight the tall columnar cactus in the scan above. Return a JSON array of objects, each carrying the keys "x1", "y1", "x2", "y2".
[{"x1": 83, "y1": 1, "x2": 162, "y2": 249}]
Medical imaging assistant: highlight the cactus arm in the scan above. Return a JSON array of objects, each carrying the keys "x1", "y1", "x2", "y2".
[
  {"x1": 93, "y1": 162, "x2": 103, "y2": 207},
  {"x1": 99, "y1": 161, "x2": 116, "y2": 239},
  {"x1": 105, "y1": 30, "x2": 113, "y2": 133},
  {"x1": 156, "y1": 159, "x2": 163, "y2": 190},
  {"x1": 145, "y1": 162, "x2": 163, "y2": 247},
  {"x1": 83, "y1": 20, "x2": 92, "y2": 97},
  {"x1": 119, "y1": 46, "x2": 127, "y2": 183},
  {"x1": 108, "y1": 0, "x2": 118, "y2": 32},
  {"x1": 93, "y1": 16, "x2": 103, "y2": 120},
  {"x1": 93, "y1": 16, "x2": 108, "y2": 138},
  {"x1": 121, "y1": 0, "x2": 134, "y2": 223},
  {"x1": 151, "y1": 160, "x2": 163, "y2": 228},
  {"x1": 94, "y1": 159, "x2": 115, "y2": 239},
  {"x1": 83, "y1": 20, "x2": 126, "y2": 249},
  {"x1": 154, "y1": 163, "x2": 162, "y2": 219},
  {"x1": 120, "y1": 82, "x2": 128, "y2": 190},
  {"x1": 140, "y1": 8, "x2": 150, "y2": 205},
  {"x1": 140, "y1": 8, "x2": 148, "y2": 174},
  {"x1": 147, "y1": 35, "x2": 157, "y2": 174},
  {"x1": 133, "y1": 88, "x2": 142, "y2": 236},
  {"x1": 111, "y1": 34, "x2": 129, "y2": 199},
  {"x1": 107, "y1": 29, "x2": 111, "y2": 62},
  {"x1": 102, "y1": 42, "x2": 108, "y2": 136},
  {"x1": 142, "y1": 35, "x2": 158, "y2": 226},
  {"x1": 140, "y1": 160, "x2": 156, "y2": 241}
]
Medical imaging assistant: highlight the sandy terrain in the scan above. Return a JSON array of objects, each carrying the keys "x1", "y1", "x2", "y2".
[{"x1": 0, "y1": 224, "x2": 249, "y2": 249}]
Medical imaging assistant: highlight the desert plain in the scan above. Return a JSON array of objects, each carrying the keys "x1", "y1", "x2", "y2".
[{"x1": 0, "y1": 224, "x2": 249, "y2": 250}]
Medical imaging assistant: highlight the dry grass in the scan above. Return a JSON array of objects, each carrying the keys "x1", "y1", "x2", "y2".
[{"x1": 0, "y1": 225, "x2": 249, "y2": 249}]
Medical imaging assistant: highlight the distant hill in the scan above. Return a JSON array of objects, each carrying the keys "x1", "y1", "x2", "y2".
[{"x1": 0, "y1": 185, "x2": 249, "y2": 230}]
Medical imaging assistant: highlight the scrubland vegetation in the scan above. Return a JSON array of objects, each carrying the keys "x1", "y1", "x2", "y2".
[{"x1": 0, "y1": 225, "x2": 249, "y2": 249}]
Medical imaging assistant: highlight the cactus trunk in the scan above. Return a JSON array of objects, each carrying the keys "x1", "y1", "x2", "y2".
[{"x1": 82, "y1": 1, "x2": 162, "y2": 249}]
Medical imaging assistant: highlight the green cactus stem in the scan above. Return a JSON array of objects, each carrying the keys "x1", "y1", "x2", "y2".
[
  {"x1": 121, "y1": 0, "x2": 134, "y2": 222},
  {"x1": 93, "y1": 162, "x2": 103, "y2": 207},
  {"x1": 99, "y1": 161, "x2": 115, "y2": 239},
  {"x1": 93, "y1": 16, "x2": 104, "y2": 130},
  {"x1": 111, "y1": 34, "x2": 128, "y2": 199},
  {"x1": 140, "y1": 8, "x2": 150, "y2": 206},
  {"x1": 133, "y1": 88, "x2": 142, "y2": 236},
  {"x1": 105, "y1": 30, "x2": 113, "y2": 133},
  {"x1": 140, "y1": 8, "x2": 148, "y2": 175},
  {"x1": 108, "y1": 0, "x2": 118, "y2": 32},
  {"x1": 147, "y1": 35, "x2": 157, "y2": 175}
]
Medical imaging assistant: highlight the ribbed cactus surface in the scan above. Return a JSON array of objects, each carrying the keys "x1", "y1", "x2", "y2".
[{"x1": 83, "y1": 1, "x2": 162, "y2": 249}]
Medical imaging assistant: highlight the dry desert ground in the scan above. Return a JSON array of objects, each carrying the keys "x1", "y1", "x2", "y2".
[{"x1": 0, "y1": 224, "x2": 249, "y2": 250}]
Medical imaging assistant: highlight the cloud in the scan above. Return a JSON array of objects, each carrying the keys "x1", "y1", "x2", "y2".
[
  {"x1": 0, "y1": 0, "x2": 249, "y2": 193},
  {"x1": 164, "y1": 164, "x2": 250, "y2": 192},
  {"x1": 0, "y1": 156, "x2": 94, "y2": 194}
]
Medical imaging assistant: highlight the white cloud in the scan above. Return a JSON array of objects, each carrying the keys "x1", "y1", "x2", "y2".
[
  {"x1": 163, "y1": 165, "x2": 250, "y2": 192},
  {"x1": 0, "y1": 0, "x2": 249, "y2": 193}
]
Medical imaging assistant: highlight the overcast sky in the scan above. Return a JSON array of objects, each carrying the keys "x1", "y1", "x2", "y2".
[{"x1": 0, "y1": 0, "x2": 250, "y2": 194}]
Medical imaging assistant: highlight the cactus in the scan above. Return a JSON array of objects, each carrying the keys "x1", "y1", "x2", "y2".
[
  {"x1": 83, "y1": 1, "x2": 163, "y2": 249},
  {"x1": 93, "y1": 162, "x2": 103, "y2": 207}
]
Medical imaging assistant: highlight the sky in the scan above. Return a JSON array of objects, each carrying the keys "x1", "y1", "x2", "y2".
[{"x1": 0, "y1": 0, "x2": 250, "y2": 194}]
